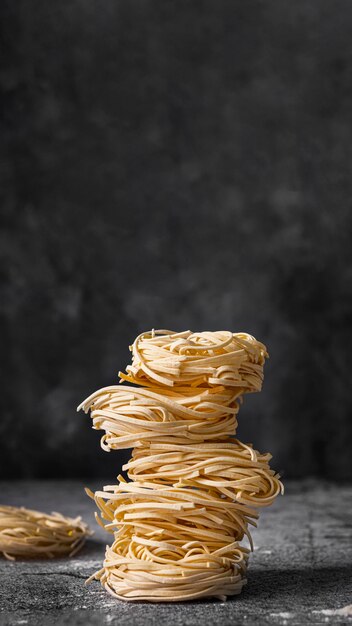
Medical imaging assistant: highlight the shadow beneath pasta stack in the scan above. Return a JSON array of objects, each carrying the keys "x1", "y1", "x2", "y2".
[
  {"x1": 241, "y1": 566, "x2": 352, "y2": 603},
  {"x1": 75, "y1": 537, "x2": 106, "y2": 558}
]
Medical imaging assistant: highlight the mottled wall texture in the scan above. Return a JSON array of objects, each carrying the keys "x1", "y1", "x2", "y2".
[{"x1": 1, "y1": 1, "x2": 352, "y2": 480}]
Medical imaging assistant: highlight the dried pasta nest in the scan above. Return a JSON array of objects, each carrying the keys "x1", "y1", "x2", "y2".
[
  {"x1": 125, "y1": 440, "x2": 283, "y2": 507},
  {"x1": 87, "y1": 481, "x2": 258, "y2": 548},
  {"x1": 0, "y1": 505, "x2": 92, "y2": 560},
  {"x1": 121, "y1": 329, "x2": 268, "y2": 390},
  {"x1": 78, "y1": 385, "x2": 241, "y2": 449},
  {"x1": 90, "y1": 530, "x2": 249, "y2": 602}
]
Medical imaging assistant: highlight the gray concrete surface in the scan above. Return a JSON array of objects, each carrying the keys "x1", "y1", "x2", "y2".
[{"x1": 0, "y1": 480, "x2": 351, "y2": 626}]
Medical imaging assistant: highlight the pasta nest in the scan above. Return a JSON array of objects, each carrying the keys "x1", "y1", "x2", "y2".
[
  {"x1": 90, "y1": 529, "x2": 249, "y2": 601},
  {"x1": 0, "y1": 505, "x2": 91, "y2": 560},
  {"x1": 86, "y1": 482, "x2": 252, "y2": 601},
  {"x1": 87, "y1": 481, "x2": 258, "y2": 548},
  {"x1": 78, "y1": 385, "x2": 241, "y2": 449},
  {"x1": 125, "y1": 440, "x2": 283, "y2": 507},
  {"x1": 120, "y1": 329, "x2": 268, "y2": 390}
]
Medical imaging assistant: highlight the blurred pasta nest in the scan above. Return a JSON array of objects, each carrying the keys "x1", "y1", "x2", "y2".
[
  {"x1": 0, "y1": 506, "x2": 91, "y2": 560},
  {"x1": 78, "y1": 329, "x2": 283, "y2": 601}
]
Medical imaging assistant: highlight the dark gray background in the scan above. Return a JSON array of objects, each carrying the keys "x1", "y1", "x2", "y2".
[{"x1": 1, "y1": 0, "x2": 351, "y2": 480}]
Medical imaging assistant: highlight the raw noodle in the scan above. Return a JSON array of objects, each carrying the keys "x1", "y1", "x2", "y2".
[
  {"x1": 77, "y1": 385, "x2": 241, "y2": 449},
  {"x1": 89, "y1": 530, "x2": 249, "y2": 601},
  {"x1": 124, "y1": 440, "x2": 283, "y2": 507},
  {"x1": 121, "y1": 330, "x2": 268, "y2": 390},
  {"x1": 0, "y1": 505, "x2": 91, "y2": 560},
  {"x1": 78, "y1": 329, "x2": 282, "y2": 601}
]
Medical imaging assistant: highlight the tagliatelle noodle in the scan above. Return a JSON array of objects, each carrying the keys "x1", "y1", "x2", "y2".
[
  {"x1": 77, "y1": 385, "x2": 241, "y2": 449},
  {"x1": 121, "y1": 330, "x2": 268, "y2": 390},
  {"x1": 85, "y1": 482, "x2": 252, "y2": 601},
  {"x1": 87, "y1": 481, "x2": 258, "y2": 547},
  {"x1": 124, "y1": 440, "x2": 283, "y2": 507},
  {"x1": 0, "y1": 505, "x2": 92, "y2": 560},
  {"x1": 78, "y1": 329, "x2": 282, "y2": 602},
  {"x1": 89, "y1": 529, "x2": 249, "y2": 601}
]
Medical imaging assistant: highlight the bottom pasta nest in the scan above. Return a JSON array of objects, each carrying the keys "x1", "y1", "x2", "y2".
[
  {"x1": 86, "y1": 475, "x2": 261, "y2": 601},
  {"x1": 85, "y1": 440, "x2": 283, "y2": 601},
  {"x1": 88, "y1": 530, "x2": 249, "y2": 601}
]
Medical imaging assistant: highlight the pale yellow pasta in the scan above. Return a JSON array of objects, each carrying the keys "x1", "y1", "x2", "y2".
[
  {"x1": 78, "y1": 385, "x2": 241, "y2": 449},
  {"x1": 89, "y1": 530, "x2": 249, "y2": 601},
  {"x1": 0, "y1": 505, "x2": 91, "y2": 560},
  {"x1": 87, "y1": 481, "x2": 258, "y2": 548},
  {"x1": 125, "y1": 440, "x2": 284, "y2": 507},
  {"x1": 85, "y1": 481, "x2": 252, "y2": 601},
  {"x1": 79, "y1": 329, "x2": 281, "y2": 602},
  {"x1": 120, "y1": 329, "x2": 267, "y2": 390}
]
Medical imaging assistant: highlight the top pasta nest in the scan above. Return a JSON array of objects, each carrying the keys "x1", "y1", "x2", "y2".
[{"x1": 120, "y1": 330, "x2": 268, "y2": 391}]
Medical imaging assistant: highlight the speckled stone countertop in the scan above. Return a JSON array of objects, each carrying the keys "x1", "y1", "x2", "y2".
[{"x1": 0, "y1": 480, "x2": 351, "y2": 626}]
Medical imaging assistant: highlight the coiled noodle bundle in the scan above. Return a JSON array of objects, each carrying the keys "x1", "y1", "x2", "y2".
[
  {"x1": 0, "y1": 505, "x2": 91, "y2": 560},
  {"x1": 78, "y1": 385, "x2": 240, "y2": 449},
  {"x1": 90, "y1": 530, "x2": 249, "y2": 601},
  {"x1": 124, "y1": 440, "x2": 282, "y2": 508},
  {"x1": 121, "y1": 330, "x2": 267, "y2": 390}
]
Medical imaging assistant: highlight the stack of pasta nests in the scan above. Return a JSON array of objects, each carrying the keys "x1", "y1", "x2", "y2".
[{"x1": 78, "y1": 329, "x2": 283, "y2": 602}]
